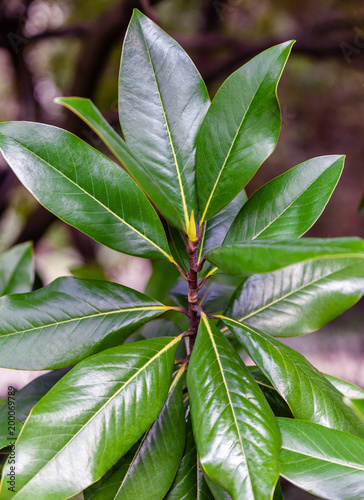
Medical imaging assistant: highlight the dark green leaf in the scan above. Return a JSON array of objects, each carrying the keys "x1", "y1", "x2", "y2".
[
  {"x1": 278, "y1": 418, "x2": 364, "y2": 500},
  {"x1": 0, "y1": 242, "x2": 34, "y2": 296},
  {"x1": 197, "y1": 41, "x2": 293, "y2": 223},
  {"x1": 359, "y1": 193, "x2": 364, "y2": 213},
  {"x1": 187, "y1": 315, "x2": 281, "y2": 500},
  {"x1": 168, "y1": 226, "x2": 190, "y2": 274},
  {"x1": 0, "y1": 277, "x2": 171, "y2": 369},
  {"x1": 0, "y1": 369, "x2": 69, "y2": 423},
  {"x1": 203, "y1": 473, "x2": 232, "y2": 500},
  {"x1": 224, "y1": 256, "x2": 364, "y2": 336},
  {"x1": 223, "y1": 317, "x2": 364, "y2": 437},
  {"x1": 165, "y1": 414, "x2": 214, "y2": 500},
  {"x1": 0, "y1": 336, "x2": 181, "y2": 499},
  {"x1": 225, "y1": 155, "x2": 344, "y2": 244},
  {"x1": 84, "y1": 370, "x2": 186, "y2": 499},
  {"x1": 247, "y1": 366, "x2": 293, "y2": 418},
  {"x1": 0, "y1": 122, "x2": 173, "y2": 261},
  {"x1": 119, "y1": 10, "x2": 210, "y2": 233},
  {"x1": 207, "y1": 237, "x2": 364, "y2": 275}
]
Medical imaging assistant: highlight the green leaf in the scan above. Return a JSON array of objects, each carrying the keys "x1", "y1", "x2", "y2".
[
  {"x1": 207, "y1": 237, "x2": 364, "y2": 275},
  {"x1": 278, "y1": 418, "x2": 364, "y2": 500},
  {"x1": 199, "y1": 191, "x2": 247, "y2": 265},
  {"x1": 0, "y1": 336, "x2": 181, "y2": 500},
  {"x1": 84, "y1": 370, "x2": 186, "y2": 499},
  {"x1": 0, "y1": 242, "x2": 34, "y2": 296},
  {"x1": 344, "y1": 398, "x2": 364, "y2": 423},
  {"x1": 187, "y1": 315, "x2": 281, "y2": 500},
  {"x1": 247, "y1": 366, "x2": 293, "y2": 418},
  {"x1": 224, "y1": 256, "x2": 364, "y2": 336},
  {"x1": 324, "y1": 374, "x2": 364, "y2": 399},
  {"x1": 165, "y1": 414, "x2": 214, "y2": 500},
  {"x1": 168, "y1": 226, "x2": 190, "y2": 273},
  {"x1": 170, "y1": 277, "x2": 236, "y2": 313},
  {"x1": 223, "y1": 317, "x2": 364, "y2": 437},
  {"x1": 119, "y1": 9, "x2": 210, "y2": 233},
  {"x1": 224, "y1": 156, "x2": 344, "y2": 244},
  {"x1": 197, "y1": 41, "x2": 293, "y2": 223},
  {"x1": 0, "y1": 122, "x2": 173, "y2": 261},
  {"x1": 0, "y1": 277, "x2": 171, "y2": 370},
  {"x1": 203, "y1": 473, "x2": 232, "y2": 500},
  {"x1": 0, "y1": 369, "x2": 69, "y2": 423},
  {"x1": 359, "y1": 193, "x2": 364, "y2": 213}
]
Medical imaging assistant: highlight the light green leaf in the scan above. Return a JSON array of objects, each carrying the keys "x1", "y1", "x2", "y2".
[
  {"x1": 224, "y1": 256, "x2": 364, "y2": 336},
  {"x1": 278, "y1": 418, "x2": 364, "y2": 500},
  {"x1": 0, "y1": 277, "x2": 171, "y2": 370},
  {"x1": 187, "y1": 315, "x2": 281, "y2": 500},
  {"x1": 344, "y1": 398, "x2": 364, "y2": 423},
  {"x1": 324, "y1": 374, "x2": 364, "y2": 400},
  {"x1": 223, "y1": 317, "x2": 364, "y2": 437},
  {"x1": 225, "y1": 155, "x2": 344, "y2": 244},
  {"x1": 84, "y1": 370, "x2": 186, "y2": 499},
  {"x1": 197, "y1": 41, "x2": 293, "y2": 223},
  {"x1": 207, "y1": 237, "x2": 364, "y2": 275},
  {"x1": 0, "y1": 122, "x2": 173, "y2": 261},
  {"x1": 0, "y1": 336, "x2": 181, "y2": 500},
  {"x1": 0, "y1": 242, "x2": 34, "y2": 296},
  {"x1": 119, "y1": 9, "x2": 210, "y2": 233}
]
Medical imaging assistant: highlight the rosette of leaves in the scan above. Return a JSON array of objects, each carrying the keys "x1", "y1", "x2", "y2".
[{"x1": 0, "y1": 10, "x2": 364, "y2": 500}]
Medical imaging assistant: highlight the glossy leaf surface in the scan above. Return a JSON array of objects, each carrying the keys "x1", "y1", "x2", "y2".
[
  {"x1": 278, "y1": 418, "x2": 364, "y2": 500},
  {"x1": 0, "y1": 242, "x2": 33, "y2": 296},
  {"x1": 248, "y1": 366, "x2": 293, "y2": 418},
  {"x1": 208, "y1": 237, "x2": 364, "y2": 275},
  {"x1": 0, "y1": 337, "x2": 181, "y2": 500},
  {"x1": 187, "y1": 315, "x2": 281, "y2": 500},
  {"x1": 0, "y1": 122, "x2": 172, "y2": 261},
  {"x1": 223, "y1": 318, "x2": 364, "y2": 437},
  {"x1": 324, "y1": 374, "x2": 364, "y2": 399},
  {"x1": 225, "y1": 155, "x2": 344, "y2": 244},
  {"x1": 119, "y1": 10, "x2": 210, "y2": 232},
  {"x1": 165, "y1": 415, "x2": 214, "y2": 500},
  {"x1": 0, "y1": 277, "x2": 169, "y2": 369},
  {"x1": 197, "y1": 41, "x2": 293, "y2": 222},
  {"x1": 84, "y1": 373, "x2": 185, "y2": 499},
  {"x1": 225, "y1": 256, "x2": 364, "y2": 336},
  {"x1": 344, "y1": 398, "x2": 364, "y2": 422}
]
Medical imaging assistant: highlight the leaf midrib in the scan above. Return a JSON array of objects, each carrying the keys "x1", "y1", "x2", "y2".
[
  {"x1": 138, "y1": 18, "x2": 189, "y2": 231},
  {"x1": 11, "y1": 335, "x2": 181, "y2": 496},
  {"x1": 0, "y1": 133, "x2": 173, "y2": 262},
  {"x1": 0, "y1": 305, "x2": 168, "y2": 338},
  {"x1": 200, "y1": 50, "x2": 284, "y2": 223},
  {"x1": 237, "y1": 259, "x2": 361, "y2": 324},
  {"x1": 250, "y1": 159, "x2": 342, "y2": 240},
  {"x1": 202, "y1": 315, "x2": 254, "y2": 496}
]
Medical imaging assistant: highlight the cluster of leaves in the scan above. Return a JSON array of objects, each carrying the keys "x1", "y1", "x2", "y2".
[{"x1": 0, "y1": 10, "x2": 364, "y2": 500}]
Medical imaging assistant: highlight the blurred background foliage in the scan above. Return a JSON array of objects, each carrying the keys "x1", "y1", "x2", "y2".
[{"x1": 0, "y1": 1, "x2": 364, "y2": 497}]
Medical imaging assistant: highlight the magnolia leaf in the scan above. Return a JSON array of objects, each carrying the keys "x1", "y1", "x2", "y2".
[
  {"x1": 0, "y1": 337, "x2": 181, "y2": 500},
  {"x1": 119, "y1": 9, "x2": 210, "y2": 232},
  {"x1": 0, "y1": 277, "x2": 171, "y2": 369},
  {"x1": 0, "y1": 122, "x2": 173, "y2": 261},
  {"x1": 0, "y1": 242, "x2": 34, "y2": 296}
]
